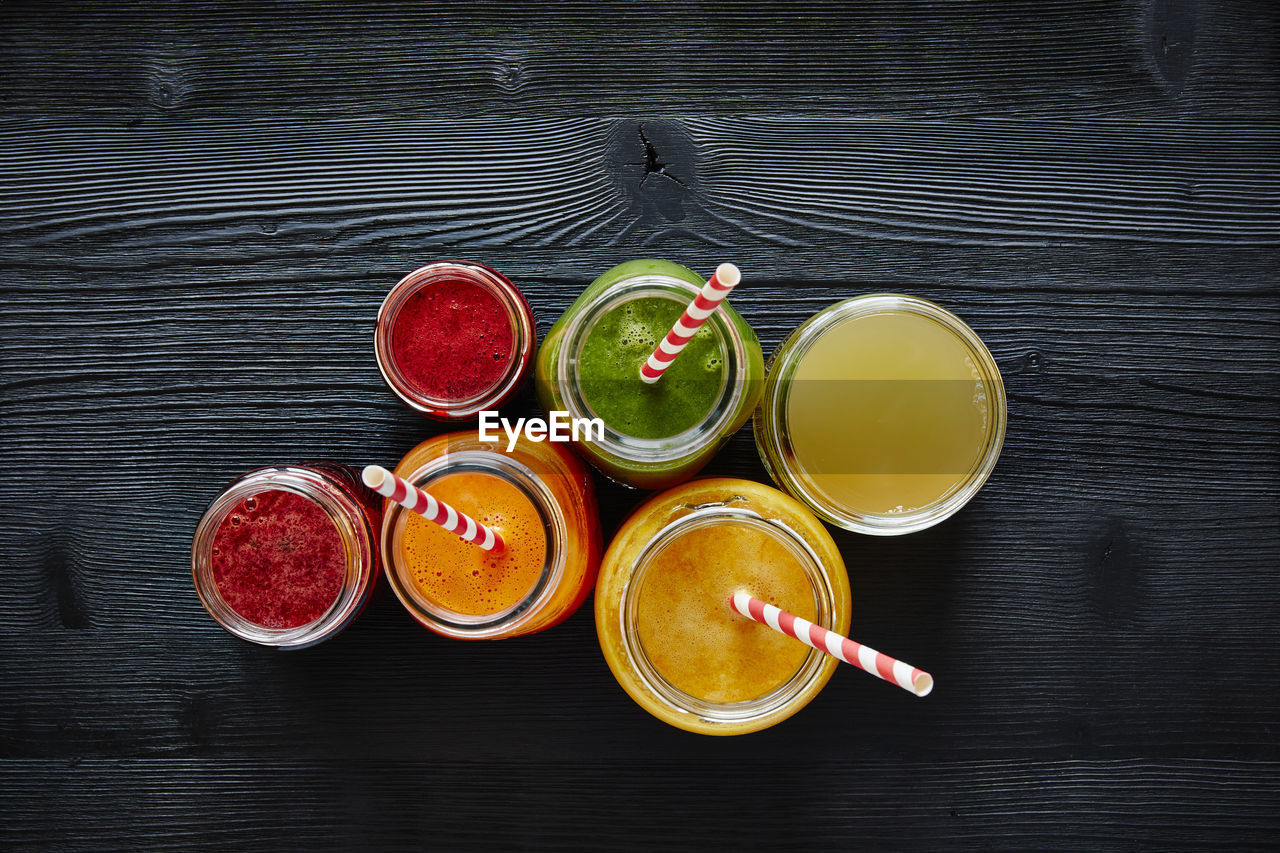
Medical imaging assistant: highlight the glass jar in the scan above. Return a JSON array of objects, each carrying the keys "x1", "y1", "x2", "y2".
[
  {"x1": 374, "y1": 260, "x2": 536, "y2": 420},
  {"x1": 755, "y1": 294, "x2": 1006, "y2": 535},
  {"x1": 192, "y1": 462, "x2": 382, "y2": 649},
  {"x1": 596, "y1": 478, "x2": 851, "y2": 735},
  {"x1": 535, "y1": 259, "x2": 764, "y2": 490},
  {"x1": 380, "y1": 430, "x2": 601, "y2": 639}
]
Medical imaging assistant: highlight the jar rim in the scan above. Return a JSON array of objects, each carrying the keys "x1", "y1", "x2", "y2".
[
  {"x1": 191, "y1": 466, "x2": 377, "y2": 648},
  {"x1": 755, "y1": 293, "x2": 1007, "y2": 535},
  {"x1": 380, "y1": 449, "x2": 567, "y2": 639},
  {"x1": 555, "y1": 274, "x2": 747, "y2": 465},
  {"x1": 374, "y1": 260, "x2": 535, "y2": 419}
]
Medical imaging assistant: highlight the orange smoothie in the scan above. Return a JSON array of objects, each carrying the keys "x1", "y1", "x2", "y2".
[
  {"x1": 636, "y1": 523, "x2": 816, "y2": 704},
  {"x1": 397, "y1": 471, "x2": 547, "y2": 617},
  {"x1": 381, "y1": 430, "x2": 602, "y2": 640}
]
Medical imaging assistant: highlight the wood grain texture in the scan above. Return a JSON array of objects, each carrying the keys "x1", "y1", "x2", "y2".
[
  {"x1": 1, "y1": 0, "x2": 1278, "y2": 120},
  {"x1": 2, "y1": 0, "x2": 1279, "y2": 850},
  {"x1": 3, "y1": 758, "x2": 1277, "y2": 851},
  {"x1": 3, "y1": 116, "x2": 1277, "y2": 266}
]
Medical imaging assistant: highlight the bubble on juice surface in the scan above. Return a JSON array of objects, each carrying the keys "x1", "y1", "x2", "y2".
[
  {"x1": 617, "y1": 318, "x2": 654, "y2": 351},
  {"x1": 245, "y1": 497, "x2": 258, "y2": 512},
  {"x1": 230, "y1": 515, "x2": 242, "y2": 526}
]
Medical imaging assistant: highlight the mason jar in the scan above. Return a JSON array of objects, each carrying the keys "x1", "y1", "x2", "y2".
[
  {"x1": 379, "y1": 430, "x2": 601, "y2": 640},
  {"x1": 535, "y1": 259, "x2": 763, "y2": 490},
  {"x1": 374, "y1": 260, "x2": 536, "y2": 420},
  {"x1": 192, "y1": 462, "x2": 382, "y2": 649},
  {"x1": 755, "y1": 294, "x2": 1006, "y2": 535},
  {"x1": 595, "y1": 477, "x2": 851, "y2": 735}
]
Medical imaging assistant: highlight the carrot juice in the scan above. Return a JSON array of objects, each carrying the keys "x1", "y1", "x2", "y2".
[
  {"x1": 381, "y1": 430, "x2": 601, "y2": 640},
  {"x1": 396, "y1": 471, "x2": 546, "y2": 617}
]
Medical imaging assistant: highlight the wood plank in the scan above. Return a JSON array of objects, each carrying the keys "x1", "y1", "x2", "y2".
[
  {"x1": 3, "y1": 118, "x2": 1277, "y2": 272},
  {"x1": 2, "y1": 0, "x2": 1276, "y2": 120},
  {"x1": 2, "y1": 757, "x2": 1276, "y2": 850}
]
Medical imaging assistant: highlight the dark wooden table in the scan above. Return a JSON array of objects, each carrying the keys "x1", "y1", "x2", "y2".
[{"x1": 3, "y1": 2, "x2": 1278, "y2": 849}]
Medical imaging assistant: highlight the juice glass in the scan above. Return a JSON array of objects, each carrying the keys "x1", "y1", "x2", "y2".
[
  {"x1": 755, "y1": 294, "x2": 1006, "y2": 535},
  {"x1": 192, "y1": 462, "x2": 383, "y2": 649},
  {"x1": 380, "y1": 430, "x2": 601, "y2": 639},
  {"x1": 374, "y1": 260, "x2": 536, "y2": 420},
  {"x1": 596, "y1": 478, "x2": 851, "y2": 735},
  {"x1": 535, "y1": 259, "x2": 764, "y2": 490}
]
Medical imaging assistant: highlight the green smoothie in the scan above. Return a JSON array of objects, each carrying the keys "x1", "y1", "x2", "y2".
[
  {"x1": 579, "y1": 296, "x2": 726, "y2": 439},
  {"x1": 535, "y1": 258, "x2": 764, "y2": 490}
]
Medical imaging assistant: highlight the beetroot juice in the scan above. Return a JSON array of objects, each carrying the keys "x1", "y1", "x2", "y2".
[
  {"x1": 210, "y1": 489, "x2": 345, "y2": 629},
  {"x1": 375, "y1": 261, "x2": 535, "y2": 419},
  {"x1": 193, "y1": 463, "x2": 382, "y2": 648}
]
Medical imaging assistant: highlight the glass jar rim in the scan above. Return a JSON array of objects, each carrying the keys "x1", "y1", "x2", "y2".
[
  {"x1": 619, "y1": 503, "x2": 836, "y2": 726},
  {"x1": 191, "y1": 466, "x2": 377, "y2": 648},
  {"x1": 756, "y1": 293, "x2": 1007, "y2": 535},
  {"x1": 380, "y1": 449, "x2": 567, "y2": 639},
  {"x1": 555, "y1": 274, "x2": 746, "y2": 465},
  {"x1": 374, "y1": 260, "x2": 534, "y2": 419}
]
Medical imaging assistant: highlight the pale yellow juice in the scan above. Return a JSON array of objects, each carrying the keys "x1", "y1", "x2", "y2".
[{"x1": 785, "y1": 309, "x2": 991, "y2": 516}]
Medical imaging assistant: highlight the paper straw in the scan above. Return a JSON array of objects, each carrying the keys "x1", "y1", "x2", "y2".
[
  {"x1": 729, "y1": 592, "x2": 933, "y2": 697},
  {"x1": 362, "y1": 465, "x2": 504, "y2": 552},
  {"x1": 639, "y1": 262, "x2": 741, "y2": 384}
]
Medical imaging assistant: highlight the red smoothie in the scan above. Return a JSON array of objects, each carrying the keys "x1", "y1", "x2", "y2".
[
  {"x1": 389, "y1": 278, "x2": 514, "y2": 401},
  {"x1": 210, "y1": 489, "x2": 346, "y2": 630}
]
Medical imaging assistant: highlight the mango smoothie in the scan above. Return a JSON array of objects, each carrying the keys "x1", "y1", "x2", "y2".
[
  {"x1": 634, "y1": 521, "x2": 816, "y2": 704},
  {"x1": 596, "y1": 478, "x2": 851, "y2": 735}
]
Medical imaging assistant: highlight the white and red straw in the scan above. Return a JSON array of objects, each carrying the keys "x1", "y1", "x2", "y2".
[
  {"x1": 639, "y1": 262, "x2": 741, "y2": 384},
  {"x1": 362, "y1": 465, "x2": 504, "y2": 552},
  {"x1": 730, "y1": 592, "x2": 933, "y2": 697}
]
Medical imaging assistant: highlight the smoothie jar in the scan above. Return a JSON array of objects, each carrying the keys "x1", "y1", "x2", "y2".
[
  {"x1": 596, "y1": 478, "x2": 852, "y2": 735},
  {"x1": 192, "y1": 462, "x2": 383, "y2": 649},
  {"x1": 379, "y1": 430, "x2": 601, "y2": 639},
  {"x1": 755, "y1": 295, "x2": 1006, "y2": 535},
  {"x1": 535, "y1": 259, "x2": 764, "y2": 490},
  {"x1": 375, "y1": 260, "x2": 536, "y2": 420}
]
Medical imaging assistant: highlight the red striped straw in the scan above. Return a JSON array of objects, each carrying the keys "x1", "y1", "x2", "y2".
[
  {"x1": 362, "y1": 465, "x2": 504, "y2": 552},
  {"x1": 639, "y1": 262, "x2": 742, "y2": 384},
  {"x1": 730, "y1": 592, "x2": 933, "y2": 697}
]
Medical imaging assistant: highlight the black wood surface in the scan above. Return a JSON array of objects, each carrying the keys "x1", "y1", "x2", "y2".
[{"x1": 2, "y1": 1, "x2": 1278, "y2": 850}]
